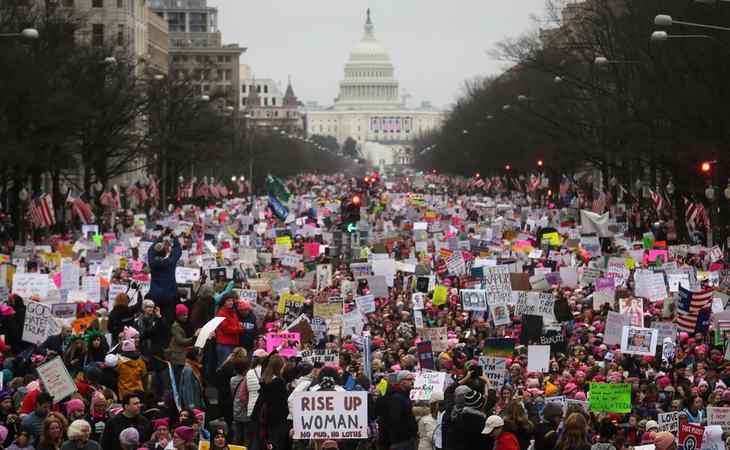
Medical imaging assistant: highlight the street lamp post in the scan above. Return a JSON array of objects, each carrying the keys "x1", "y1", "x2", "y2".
[
  {"x1": 650, "y1": 31, "x2": 730, "y2": 55},
  {"x1": 0, "y1": 28, "x2": 39, "y2": 39}
]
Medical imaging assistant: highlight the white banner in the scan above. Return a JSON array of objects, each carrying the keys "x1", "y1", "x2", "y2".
[{"x1": 292, "y1": 391, "x2": 368, "y2": 440}]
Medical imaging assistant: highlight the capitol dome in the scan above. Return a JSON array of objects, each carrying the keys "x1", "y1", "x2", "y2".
[{"x1": 335, "y1": 9, "x2": 401, "y2": 110}]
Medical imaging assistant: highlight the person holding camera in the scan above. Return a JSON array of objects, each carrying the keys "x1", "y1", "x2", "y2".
[{"x1": 146, "y1": 227, "x2": 182, "y2": 330}]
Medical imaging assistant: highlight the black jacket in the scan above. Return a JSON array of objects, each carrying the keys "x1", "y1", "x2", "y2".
[
  {"x1": 534, "y1": 421, "x2": 559, "y2": 450},
  {"x1": 387, "y1": 389, "x2": 418, "y2": 445},
  {"x1": 108, "y1": 301, "x2": 141, "y2": 343},
  {"x1": 100, "y1": 413, "x2": 152, "y2": 450}
]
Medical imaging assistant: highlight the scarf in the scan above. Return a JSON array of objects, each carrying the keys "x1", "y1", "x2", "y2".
[{"x1": 186, "y1": 358, "x2": 204, "y2": 390}]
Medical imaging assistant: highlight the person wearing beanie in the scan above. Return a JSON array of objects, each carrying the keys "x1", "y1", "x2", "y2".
[
  {"x1": 62, "y1": 419, "x2": 101, "y2": 450},
  {"x1": 452, "y1": 388, "x2": 489, "y2": 450},
  {"x1": 87, "y1": 392, "x2": 109, "y2": 443},
  {"x1": 119, "y1": 427, "x2": 140, "y2": 450},
  {"x1": 654, "y1": 432, "x2": 676, "y2": 450},
  {"x1": 146, "y1": 417, "x2": 172, "y2": 450},
  {"x1": 65, "y1": 398, "x2": 86, "y2": 422},
  {"x1": 210, "y1": 426, "x2": 228, "y2": 450},
  {"x1": 534, "y1": 403, "x2": 562, "y2": 450},
  {"x1": 166, "y1": 302, "x2": 198, "y2": 386},
  {"x1": 172, "y1": 426, "x2": 196, "y2": 450},
  {"x1": 237, "y1": 298, "x2": 259, "y2": 355},
  {"x1": 115, "y1": 340, "x2": 147, "y2": 399},
  {"x1": 381, "y1": 369, "x2": 417, "y2": 449},
  {"x1": 146, "y1": 227, "x2": 182, "y2": 327},
  {"x1": 7, "y1": 423, "x2": 33, "y2": 450}
]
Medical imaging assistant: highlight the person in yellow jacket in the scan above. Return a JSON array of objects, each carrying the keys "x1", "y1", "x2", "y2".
[{"x1": 111, "y1": 339, "x2": 148, "y2": 399}]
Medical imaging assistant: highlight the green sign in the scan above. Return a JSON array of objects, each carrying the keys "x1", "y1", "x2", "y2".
[{"x1": 589, "y1": 382, "x2": 631, "y2": 413}]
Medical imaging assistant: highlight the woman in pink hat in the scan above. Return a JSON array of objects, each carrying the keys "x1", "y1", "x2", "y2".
[{"x1": 165, "y1": 303, "x2": 200, "y2": 385}]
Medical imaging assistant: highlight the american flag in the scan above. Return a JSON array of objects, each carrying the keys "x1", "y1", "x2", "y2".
[
  {"x1": 194, "y1": 180, "x2": 210, "y2": 199},
  {"x1": 66, "y1": 191, "x2": 94, "y2": 224},
  {"x1": 676, "y1": 286, "x2": 714, "y2": 332},
  {"x1": 128, "y1": 180, "x2": 148, "y2": 203},
  {"x1": 178, "y1": 183, "x2": 193, "y2": 199},
  {"x1": 684, "y1": 198, "x2": 709, "y2": 230},
  {"x1": 511, "y1": 178, "x2": 523, "y2": 192},
  {"x1": 649, "y1": 189, "x2": 665, "y2": 215},
  {"x1": 559, "y1": 176, "x2": 573, "y2": 198},
  {"x1": 592, "y1": 189, "x2": 609, "y2": 214},
  {"x1": 29, "y1": 194, "x2": 55, "y2": 229},
  {"x1": 527, "y1": 174, "x2": 541, "y2": 193},
  {"x1": 482, "y1": 178, "x2": 491, "y2": 192},
  {"x1": 492, "y1": 177, "x2": 504, "y2": 193}
]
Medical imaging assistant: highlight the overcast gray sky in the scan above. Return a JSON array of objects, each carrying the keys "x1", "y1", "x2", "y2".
[{"x1": 213, "y1": 0, "x2": 548, "y2": 110}]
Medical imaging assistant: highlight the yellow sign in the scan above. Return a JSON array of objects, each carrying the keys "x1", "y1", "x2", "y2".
[
  {"x1": 277, "y1": 293, "x2": 304, "y2": 314},
  {"x1": 226, "y1": 226, "x2": 239, "y2": 239},
  {"x1": 276, "y1": 236, "x2": 292, "y2": 249},
  {"x1": 543, "y1": 232, "x2": 561, "y2": 246},
  {"x1": 432, "y1": 286, "x2": 447, "y2": 305}
]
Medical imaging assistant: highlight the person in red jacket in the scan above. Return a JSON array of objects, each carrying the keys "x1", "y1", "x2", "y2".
[
  {"x1": 215, "y1": 292, "x2": 242, "y2": 364},
  {"x1": 482, "y1": 415, "x2": 519, "y2": 450}
]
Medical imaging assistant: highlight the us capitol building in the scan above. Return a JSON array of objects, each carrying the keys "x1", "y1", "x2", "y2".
[{"x1": 302, "y1": 10, "x2": 444, "y2": 172}]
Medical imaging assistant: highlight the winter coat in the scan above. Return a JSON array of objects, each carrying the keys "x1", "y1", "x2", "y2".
[
  {"x1": 115, "y1": 356, "x2": 147, "y2": 399},
  {"x1": 533, "y1": 421, "x2": 559, "y2": 450},
  {"x1": 216, "y1": 306, "x2": 242, "y2": 346},
  {"x1": 386, "y1": 389, "x2": 418, "y2": 445},
  {"x1": 246, "y1": 366, "x2": 262, "y2": 417},
  {"x1": 496, "y1": 431, "x2": 520, "y2": 450},
  {"x1": 417, "y1": 414, "x2": 437, "y2": 450},
  {"x1": 165, "y1": 320, "x2": 195, "y2": 366},
  {"x1": 147, "y1": 236, "x2": 182, "y2": 305}
]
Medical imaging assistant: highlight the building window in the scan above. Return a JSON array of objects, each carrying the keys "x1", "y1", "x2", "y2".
[
  {"x1": 225, "y1": 56, "x2": 232, "y2": 62},
  {"x1": 92, "y1": 0, "x2": 102, "y2": 7},
  {"x1": 272, "y1": 98, "x2": 276, "y2": 105},
  {"x1": 263, "y1": 98, "x2": 268, "y2": 106},
  {"x1": 116, "y1": 24, "x2": 124, "y2": 46},
  {"x1": 117, "y1": 0, "x2": 123, "y2": 7},
  {"x1": 167, "y1": 12, "x2": 185, "y2": 32},
  {"x1": 242, "y1": 98, "x2": 246, "y2": 105},
  {"x1": 275, "y1": 111, "x2": 278, "y2": 117},
  {"x1": 257, "y1": 85, "x2": 261, "y2": 93},
  {"x1": 264, "y1": 85, "x2": 268, "y2": 94},
  {"x1": 189, "y1": 13, "x2": 207, "y2": 32},
  {"x1": 92, "y1": 24, "x2": 104, "y2": 46},
  {"x1": 241, "y1": 84, "x2": 246, "y2": 93}
]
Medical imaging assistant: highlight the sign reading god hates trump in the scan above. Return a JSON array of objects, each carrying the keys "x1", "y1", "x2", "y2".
[{"x1": 292, "y1": 391, "x2": 368, "y2": 440}]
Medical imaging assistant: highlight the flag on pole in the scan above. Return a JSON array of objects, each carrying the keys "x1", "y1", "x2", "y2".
[
  {"x1": 559, "y1": 176, "x2": 573, "y2": 198},
  {"x1": 29, "y1": 194, "x2": 55, "y2": 229},
  {"x1": 592, "y1": 189, "x2": 608, "y2": 214},
  {"x1": 66, "y1": 191, "x2": 94, "y2": 224},
  {"x1": 147, "y1": 178, "x2": 159, "y2": 204},
  {"x1": 266, "y1": 173, "x2": 290, "y2": 202},
  {"x1": 649, "y1": 189, "x2": 665, "y2": 215}
]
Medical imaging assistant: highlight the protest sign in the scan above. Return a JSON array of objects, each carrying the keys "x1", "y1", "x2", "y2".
[
  {"x1": 678, "y1": 422, "x2": 704, "y2": 450},
  {"x1": 417, "y1": 341, "x2": 435, "y2": 370},
  {"x1": 421, "y1": 327, "x2": 448, "y2": 353},
  {"x1": 283, "y1": 296, "x2": 306, "y2": 326},
  {"x1": 355, "y1": 295, "x2": 376, "y2": 314},
  {"x1": 478, "y1": 356, "x2": 507, "y2": 392},
  {"x1": 707, "y1": 406, "x2": 730, "y2": 432},
  {"x1": 71, "y1": 316, "x2": 95, "y2": 334},
  {"x1": 51, "y1": 303, "x2": 77, "y2": 319},
  {"x1": 539, "y1": 331, "x2": 567, "y2": 354},
  {"x1": 266, "y1": 332, "x2": 300, "y2": 357},
  {"x1": 658, "y1": 411, "x2": 679, "y2": 433},
  {"x1": 292, "y1": 391, "x2": 368, "y2": 440},
  {"x1": 410, "y1": 372, "x2": 447, "y2": 401},
  {"x1": 23, "y1": 301, "x2": 62, "y2": 344},
  {"x1": 300, "y1": 349, "x2": 339, "y2": 366},
  {"x1": 36, "y1": 357, "x2": 78, "y2": 402},
  {"x1": 620, "y1": 326, "x2": 658, "y2": 356},
  {"x1": 652, "y1": 322, "x2": 678, "y2": 343},
  {"x1": 604, "y1": 311, "x2": 630, "y2": 346},
  {"x1": 484, "y1": 265, "x2": 512, "y2": 305},
  {"x1": 620, "y1": 297, "x2": 644, "y2": 328},
  {"x1": 527, "y1": 345, "x2": 550, "y2": 372},
  {"x1": 175, "y1": 267, "x2": 201, "y2": 284},
  {"x1": 589, "y1": 382, "x2": 631, "y2": 413},
  {"x1": 310, "y1": 317, "x2": 328, "y2": 345},
  {"x1": 194, "y1": 317, "x2": 225, "y2": 348},
  {"x1": 82, "y1": 276, "x2": 101, "y2": 302},
  {"x1": 483, "y1": 338, "x2": 516, "y2": 358},
  {"x1": 580, "y1": 267, "x2": 602, "y2": 286},
  {"x1": 12, "y1": 273, "x2": 49, "y2": 299},
  {"x1": 412, "y1": 292, "x2": 425, "y2": 310},
  {"x1": 461, "y1": 289, "x2": 487, "y2": 311}
]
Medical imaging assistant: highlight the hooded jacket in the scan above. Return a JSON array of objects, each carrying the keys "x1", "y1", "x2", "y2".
[{"x1": 146, "y1": 236, "x2": 182, "y2": 304}]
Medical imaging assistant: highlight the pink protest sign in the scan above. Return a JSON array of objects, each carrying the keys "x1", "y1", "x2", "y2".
[{"x1": 266, "y1": 332, "x2": 300, "y2": 357}]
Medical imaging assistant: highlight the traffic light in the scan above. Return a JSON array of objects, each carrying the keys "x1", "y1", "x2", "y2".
[
  {"x1": 701, "y1": 162, "x2": 712, "y2": 174},
  {"x1": 505, "y1": 164, "x2": 511, "y2": 171},
  {"x1": 341, "y1": 194, "x2": 362, "y2": 233},
  {"x1": 537, "y1": 160, "x2": 544, "y2": 168}
]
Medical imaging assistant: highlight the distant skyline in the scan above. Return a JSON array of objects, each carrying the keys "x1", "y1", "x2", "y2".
[{"x1": 212, "y1": 1, "x2": 549, "y2": 110}]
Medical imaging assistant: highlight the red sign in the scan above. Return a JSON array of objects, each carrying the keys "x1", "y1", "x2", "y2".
[{"x1": 678, "y1": 422, "x2": 703, "y2": 450}]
